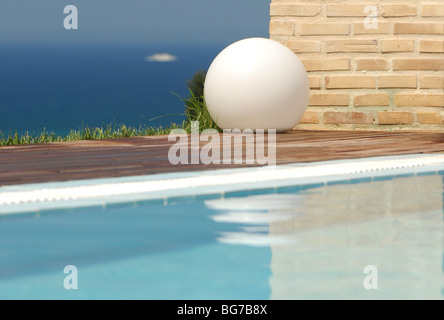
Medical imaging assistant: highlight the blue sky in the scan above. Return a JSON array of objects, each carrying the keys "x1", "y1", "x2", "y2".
[{"x1": 0, "y1": 0, "x2": 271, "y2": 44}]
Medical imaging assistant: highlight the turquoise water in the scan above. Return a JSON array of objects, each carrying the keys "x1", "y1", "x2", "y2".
[{"x1": 0, "y1": 172, "x2": 443, "y2": 299}]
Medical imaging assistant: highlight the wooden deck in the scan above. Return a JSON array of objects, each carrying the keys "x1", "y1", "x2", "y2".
[{"x1": 1, "y1": 130, "x2": 444, "y2": 186}]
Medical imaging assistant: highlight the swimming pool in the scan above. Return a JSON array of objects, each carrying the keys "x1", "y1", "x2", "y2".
[{"x1": 1, "y1": 154, "x2": 443, "y2": 299}]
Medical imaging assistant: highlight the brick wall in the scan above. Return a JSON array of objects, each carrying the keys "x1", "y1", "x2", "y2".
[{"x1": 270, "y1": 0, "x2": 444, "y2": 132}]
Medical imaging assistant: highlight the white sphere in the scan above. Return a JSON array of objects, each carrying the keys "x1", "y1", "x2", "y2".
[{"x1": 204, "y1": 38, "x2": 310, "y2": 132}]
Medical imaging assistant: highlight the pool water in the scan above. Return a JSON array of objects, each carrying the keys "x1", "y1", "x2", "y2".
[{"x1": 0, "y1": 172, "x2": 443, "y2": 299}]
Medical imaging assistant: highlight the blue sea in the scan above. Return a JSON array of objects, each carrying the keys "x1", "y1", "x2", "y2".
[{"x1": 0, "y1": 42, "x2": 227, "y2": 136}]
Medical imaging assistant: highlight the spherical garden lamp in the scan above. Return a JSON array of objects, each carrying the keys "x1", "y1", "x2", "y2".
[{"x1": 204, "y1": 38, "x2": 310, "y2": 132}]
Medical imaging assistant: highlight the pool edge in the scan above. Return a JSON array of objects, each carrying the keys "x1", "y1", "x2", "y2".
[{"x1": 1, "y1": 153, "x2": 444, "y2": 215}]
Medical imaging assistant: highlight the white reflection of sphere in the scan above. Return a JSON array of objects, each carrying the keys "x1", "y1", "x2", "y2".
[{"x1": 204, "y1": 38, "x2": 310, "y2": 132}]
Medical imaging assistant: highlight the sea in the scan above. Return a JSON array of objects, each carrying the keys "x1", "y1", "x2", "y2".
[{"x1": 0, "y1": 42, "x2": 227, "y2": 136}]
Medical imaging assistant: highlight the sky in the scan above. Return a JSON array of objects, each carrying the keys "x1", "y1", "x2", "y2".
[{"x1": 0, "y1": 0, "x2": 271, "y2": 44}]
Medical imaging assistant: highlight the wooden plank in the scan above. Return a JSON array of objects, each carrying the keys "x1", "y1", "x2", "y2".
[{"x1": 1, "y1": 131, "x2": 444, "y2": 186}]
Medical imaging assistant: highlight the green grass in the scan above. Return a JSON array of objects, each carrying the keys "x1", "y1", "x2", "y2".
[
  {"x1": 0, "y1": 123, "x2": 187, "y2": 146},
  {"x1": 1, "y1": 68, "x2": 218, "y2": 146},
  {"x1": 0, "y1": 90, "x2": 219, "y2": 146},
  {"x1": 1, "y1": 69, "x2": 217, "y2": 146},
  {"x1": 181, "y1": 89, "x2": 220, "y2": 133}
]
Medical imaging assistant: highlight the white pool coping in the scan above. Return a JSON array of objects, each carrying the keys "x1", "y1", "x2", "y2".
[{"x1": 1, "y1": 153, "x2": 444, "y2": 215}]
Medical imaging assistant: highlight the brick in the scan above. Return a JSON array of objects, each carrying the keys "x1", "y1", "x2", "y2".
[
  {"x1": 378, "y1": 112, "x2": 415, "y2": 125},
  {"x1": 420, "y1": 76, "x2": 444, "y2": 89},
  {"x1": 270, "y1": 20, "x2": 295, "y2": 35},
  {"x1": 308, "y1": 93, "x2": 349, "y2": 106},
  {"x1": 300, "y1": 58, "x2": 351, "y2": 71},
  {"x1": 324, "y1": 112, "x2": 374, "y2": 124},
  {"x1": 395, "y1": 94, "x2": 444, "y2": 107},
  {"x1": 378, "y1": 75, "x2": 417, "y2": 88},
  {"x1": 327, "y1": 4, "x2": 375, "y2": 17},
  {"x1": 382, "y1": 4, "x2": 416, "y2": 17},
  {"x1": 354, "y1": 22, "x2": 392, "y2": 34},
  {"x1": 269, "y1": 35, "x2": 285, "y2": 43},
  {"x1": 394, "y1": 23, "x2": 444, "y2": 35},
  {"x1": 356, "y1": 59, "x2": 389, "y2": 71},
  {"x1": 354, "y1": 93, "x2": 390, "y2": 107},
  {"x1": 270, "y1": 4, "x2": 321, "y2": 16},
  {"x1": 422, "y1": 4, "x2": 444, "y2": 17},
  {"x1": 326, "y1": 40, "x2": 378, "y2": 53},
  {"x1": 299, "y1": 23, "x2": 350, "y2": 36},
  {"x1": 299, "y1": 111, "x2": 320, "y2": 124},
  {"x1": 286, "y1": 40, "x2": 320, "y2": 53},
  {"x1": 420, "y1": 40, "x2": 444, "y2": 53},
  {"x1": 308, "y1": 76, "x2": 321, "y2": 90},
  {"x1": 325, "y1": 76, "x2": 376, "y2": 89},
  {"x1": 381, "y1": 39, "x2": 414, "y2": 53},
  {"x1": 416, "y1": 112, "x2": 443, "y2": 124},
  {"x1": 393, "y1": 58, "x2": 444, "y2": 71}
]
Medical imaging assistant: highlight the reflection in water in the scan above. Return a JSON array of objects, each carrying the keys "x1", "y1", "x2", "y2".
[
  {"x1": 206, "y1": 194, "x2": 305, "y2": 246},
  {"x1": 206, "y1": 175, "x2": 444, "y2": 299}
]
